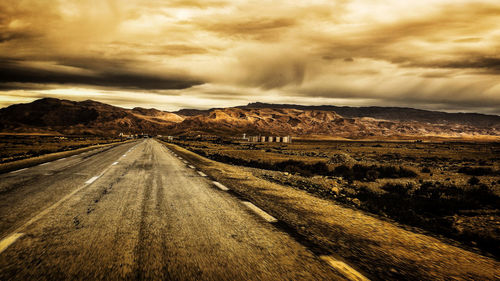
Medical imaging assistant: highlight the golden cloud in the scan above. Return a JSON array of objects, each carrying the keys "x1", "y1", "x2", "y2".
[{"x1": 0, "y1": 0, "x2": 499, "y2": 113}]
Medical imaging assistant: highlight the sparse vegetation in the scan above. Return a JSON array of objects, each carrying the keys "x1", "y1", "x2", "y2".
[
  {"x1": 459, "y1": 166, "x2": 498, "y2": 176},
  {"x1": 0, "y1": 134, "x2": 123, "y2": 163}
]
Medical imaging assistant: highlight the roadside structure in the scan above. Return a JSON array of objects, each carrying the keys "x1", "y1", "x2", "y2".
[{"x1": 244, "y1": 135, "x2": 292, "y2": 143}]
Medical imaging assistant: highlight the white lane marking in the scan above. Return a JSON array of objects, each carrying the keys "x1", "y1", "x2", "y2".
[
  {"x1": 122, "y1": 154, "x2": 127, "y2": 157},
  {"x1": 85, "y1": 176, "x2": 100, "y2": 184},
  {"x1": 320, "y1": 256, "x2": 370, "y2": 281},
  {"x1": 197, "y1": 171, "x2": 208, "y2": 177},
  {"x1": 242, "y1": 202, "x2": 278, "y2": 223},
  {"x1": 112, "y1": 162, "x2": 118, "y2": 165},
  {"x1": 39, "y1": 162, "x2": 49, "y2": 166},
  {"x1": 10, "y1": 168, "x2": 27, "y2": 174},
  {"x1": 188, "y1": 165, "x2": 195, "y2": 169},
  {"x1": 182, "y1": 160, "x2": 188, "y2": 164},
  {"x1": 0, "y1": 233, "x2": 24, "y2": 254},
  {"x1": 213, "y1": 181, "x2": 229, "y2": 191},
  {"x1": 57, "y1": 158, "x2": 66, "y2": 161},
  {"x1": 2, "y1": 143, "x2": 136, "y2": 247},
  {"x1": 0, "y1": 161, "x2": 116, "y2": 253}
]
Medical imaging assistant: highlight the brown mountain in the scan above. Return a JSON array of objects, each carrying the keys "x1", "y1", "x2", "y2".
[
  {"x1": 0, "y1": 98, "x2": 183, "y2": 135},
  {"x1": 1, "y1": 98, "x2": 499, "y2": 138},
  {"x1": 238, "y1": 102, "x2": 500, "y2": 128},
  {"x1": 170, "y1": 107, "x2": 500, "y2": 138}
]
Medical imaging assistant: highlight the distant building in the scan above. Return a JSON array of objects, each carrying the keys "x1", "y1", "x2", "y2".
[{"x1": 245, "y1": 135, "x2": 292, "y2": 143}]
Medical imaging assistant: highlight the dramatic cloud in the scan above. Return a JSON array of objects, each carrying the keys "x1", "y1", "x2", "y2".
[
  {"x1": 0, "y1": 58, "x2": 202, "y2": 90},
  {"x1": 0, "y1": 0, "x2": 499, "y2": 114}
]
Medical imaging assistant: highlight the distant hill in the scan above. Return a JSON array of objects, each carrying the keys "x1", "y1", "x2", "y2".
[
  {"x1": 0, "y1": 98, "x2": 499, "y2": 138},
  {"x1": 238, "y1": 102, "x2": 500, "y2": 127},
  {"x1": 0, "y1": 98, "x2": 183, "y2": 135}
]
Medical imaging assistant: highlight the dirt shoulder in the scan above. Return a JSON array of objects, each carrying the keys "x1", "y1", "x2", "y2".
[
  {"x1": 160, "y1": 140, "x2": 500, "y2": 281},
  {"x1": 0, "y1": 139, "x2": 134, "y2": 174}
]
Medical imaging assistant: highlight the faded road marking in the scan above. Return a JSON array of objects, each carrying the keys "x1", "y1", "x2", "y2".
[
  {"x1": 39, "y1": 162, "x2": 49, "y2": 166},
  {"x1": 85, "y1": 176, "x2": 100, "y2": 185},
  {"x1": 213, "y1": 181, "x2": 229, "y2": 191},
  {"x1": 242, "y1": 202, "x2": 278, "y2": 223},
  {"x1": 197, "y1": 171, "x2": 208, "y2": 177},
  {"x1": 0, "y1": 233, "x2": 24, "y2": 254},
  {"x1": 57, "y1": 158, "x2": 66, "y2": 161},
  {"x1": 0, "y1": 155, "x2": 117, "y2": 249},
  {"x1": 320, "y1": 256, "x2": 370, "y2": 281},
  {"x1": 10, "y1": 168, "x2": 27, "y2": 174}
]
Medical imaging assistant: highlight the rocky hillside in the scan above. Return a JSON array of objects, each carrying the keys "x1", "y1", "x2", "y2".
[
  {"x1": 170, "y1": 107, "x2": 500, "y2": 138},
  {"x1": 0, "y1": 98, "x2": 183, "y2": 135},
  {"x1": 238, "y1": 102, "x2": 500, "y2": 127},
  {"x1": 1, "y1": 98, "x2": 499, "y2": 138}
]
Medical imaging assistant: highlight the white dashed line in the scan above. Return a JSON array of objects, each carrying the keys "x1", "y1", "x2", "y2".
[
  {"x1": 0, "y1": 233, "x2": 24, "y2": 254},
  {"x1": 122, "y1": 154, "x2": 127, "y2": 157},
  {"x1": 188, "y1": 165, "x2": 195, "y2": 169},
  {"x1": 242, "y1": 202, "x2": 278, "y2": 223},
  {"x1": 85, "y1": 176, "x2": 100, "y2": 185},
  {"x1": 112, "y1": 162, "x2": 118, "y2": 165},
  {"x1": 320, "y1": 256, "x2": 370, "y2": 281},
  {"x1": 197, "y1": 171, "x2": 208, "y2": 177},
  {"x1": 0, "y1": 149, "x2": 123, "y2": 253},
  {"x1": 10, "y1": 168, "x2": 27, "y2": 174},
  {"x1": 182, "y1": 160, "x2": 188, "y2": 164},
  {"x1": 212, "y1": 181, "x2": 229, "y2": 191}
]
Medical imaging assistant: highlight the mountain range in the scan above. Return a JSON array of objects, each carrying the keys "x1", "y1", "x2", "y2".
[{"x1": 1, "y1": 98, "x2": 499, "y2": 139}]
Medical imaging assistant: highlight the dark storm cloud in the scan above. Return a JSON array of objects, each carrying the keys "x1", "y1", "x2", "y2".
[{"x1": 0, "y1": 60, "x2": 203, "y2": 90}]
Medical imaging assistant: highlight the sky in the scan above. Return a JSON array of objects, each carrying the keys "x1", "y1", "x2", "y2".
[{"x1": 0, "y1": 0, "x2": 499, "y2": 114}]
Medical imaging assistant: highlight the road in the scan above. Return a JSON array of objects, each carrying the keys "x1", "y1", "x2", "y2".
[{"x1": 0, "y1": 139, "x2": 344, "y2": 280}]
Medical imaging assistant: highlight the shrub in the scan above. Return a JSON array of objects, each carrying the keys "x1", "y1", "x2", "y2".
[
  {"x1": 421, "y1": 167, "x2": 431, "y2": 173},
  {"x1": 468, "y1": 176, "x2": 480, "y2": 185},
  {"x1": 332, "y1": 164, "x2": 417, "y2": 181},
  {"x1": 458, "y1": 167, "x2": 495, "y2": 176}
]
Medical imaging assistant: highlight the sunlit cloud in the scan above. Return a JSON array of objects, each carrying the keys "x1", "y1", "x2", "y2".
[{"x1": 0, "y1": 0, "x2": 499, "y2": 114}]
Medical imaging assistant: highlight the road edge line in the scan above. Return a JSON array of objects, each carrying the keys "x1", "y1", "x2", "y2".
[{"x1": 242, "y1": 201, "x2": 278, "y2": 223}]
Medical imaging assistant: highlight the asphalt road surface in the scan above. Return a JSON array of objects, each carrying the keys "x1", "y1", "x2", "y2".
[{"x1": 0, "y1": 139, "x2": 344, "y2": 280}]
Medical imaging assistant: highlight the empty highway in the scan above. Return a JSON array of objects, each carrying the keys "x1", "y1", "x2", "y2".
[{"x1": 0, "y1": 139, "x2": 344, "y2": 280}]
